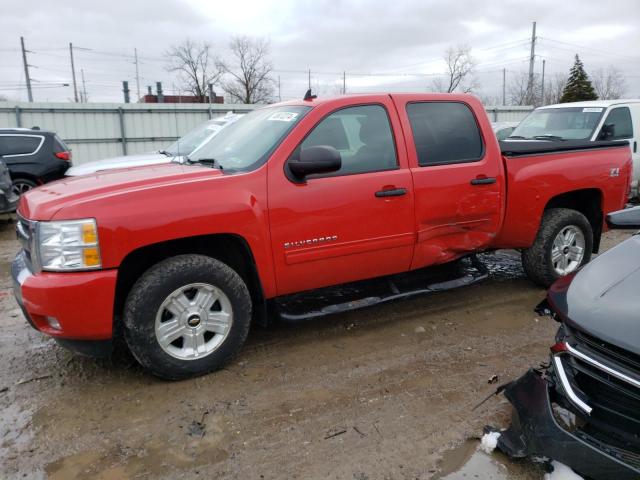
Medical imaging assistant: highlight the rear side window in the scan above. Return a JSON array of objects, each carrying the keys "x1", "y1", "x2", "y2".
[
  {"x1": 53, "y1": 134, "x2": 69, "y2": 153},
  {"x1": 406, "y1": 102, "x2": 483, "y2": 166},
  {"x1": 294, "y1": 104, "x2": 397, "y2": 177},
  {"x1": 601, "y1": 107, "x2": 633, "y2": 139},
  {"x1": 0, "y1": 135, "x2": 42, "y2": 156}
]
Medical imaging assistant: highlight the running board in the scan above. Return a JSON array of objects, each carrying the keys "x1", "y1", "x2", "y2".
[{"x1": 275, "y1": 255, "x2": 489, "y2": 322}]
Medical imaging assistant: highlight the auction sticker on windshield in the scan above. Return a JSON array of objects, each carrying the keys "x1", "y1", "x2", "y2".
[
  {"x1": 583, "y1": 107, "x2": 603, "y2": 113},
  {"x1": 268, "y1": 112, "x2": 299, "y2": 122}
]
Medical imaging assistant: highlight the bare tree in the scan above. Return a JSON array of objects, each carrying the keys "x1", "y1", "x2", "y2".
[
  {"x1": 430, "y1": 45, "x2": 478, "y2": 93},
  {"x1": 219, "y1": 36, "x2": 274, "y2": 104},
  {"x1": 592, "y1": 66, "x2": 627, "y2": 100},
  {"x1": 0, "y1": 94, "x2": 7, "y2": 102},
  {"x1": 543, "y1": 73, "x2": 568, "y2": 105},
  {"x1": 508, "y1": 71, "x2": 542, "y2": 106},
  {"x1": 166, "y1": 40, "x2": 222, "y2": 100}
]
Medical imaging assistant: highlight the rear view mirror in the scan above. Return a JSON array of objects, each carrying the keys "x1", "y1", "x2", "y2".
[
  {"x1": 597, "y1": 124, "x2": 615, "y2": 141},
  {"x1": 606, "y1": 206, "x2": 640, "y2": 229},
  {"x1": 288, "y1": 145, "x2": 341, "y2": 181}
]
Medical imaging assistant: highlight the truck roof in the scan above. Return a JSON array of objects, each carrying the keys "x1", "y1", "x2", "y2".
[{"x1": 540, "y1": 99, "x2": 640, "y2": 109}]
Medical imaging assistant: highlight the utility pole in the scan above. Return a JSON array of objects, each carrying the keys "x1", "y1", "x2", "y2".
[
  {"x1": 527, "y1": 21, "x2": 537, "y2": 104},
  {"x1": 541, "y1": 59, "x2": 546, "y2": 106},
  {"x1": 502, "y1": 68, "x2": 506, "y2": 106},
  {"x1": 343, "y1": 71, "x2": 346, "y2": 95},
  {"x1": 134, "y1": 48, "x2": 141, "y2": 101},
  {"x1": 69, "y1": 43, "x2": 79, "y2": 103},
  {"x1": 278, "y1": 76, "x2": 281, "y2": 102},
  {"x1": 308, "y1": 69, "x2": 311, "y2": 90},
  {"x1": 20, "y1": 37, "x2": 33, "y2": 102},
  {"x1": 81, "y1": 68, "x2": 88, "y2": 103}
]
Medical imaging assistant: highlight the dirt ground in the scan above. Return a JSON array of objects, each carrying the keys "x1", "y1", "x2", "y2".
[{"x1": 0, "y1": 218, "x2": 632, "y2": 480}]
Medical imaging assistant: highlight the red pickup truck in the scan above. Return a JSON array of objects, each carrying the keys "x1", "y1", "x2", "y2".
[{"x1": 12, "y1": 93, "x2": 631, "y2": 379}]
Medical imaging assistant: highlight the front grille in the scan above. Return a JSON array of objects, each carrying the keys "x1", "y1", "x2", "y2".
[
  {"x1": 561, "y1": 326, "x2": 640, "y2": 454},
  {"x1": 16, "y1": 214, "x2": 35, "y2": 266},
  {"x1": 574, "y1": 328, "x2": 640, "y2": 372}
]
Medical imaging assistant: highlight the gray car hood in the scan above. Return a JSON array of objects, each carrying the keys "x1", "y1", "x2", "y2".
[{"x1": 548, "y1": 234, "x2": 640, "y2": 356}]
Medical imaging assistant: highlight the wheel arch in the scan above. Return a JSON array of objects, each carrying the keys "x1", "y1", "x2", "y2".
[
  {"x1": 113, "y1": 233, "x2": 267, "y2": 332},
  {"x1": 544, "y1": 188, "x2": 603, "y2": 253}
]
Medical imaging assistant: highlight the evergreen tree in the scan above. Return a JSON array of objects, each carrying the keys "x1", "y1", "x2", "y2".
[{"x1": 560, "y1": 55, "x2": 598, "y2": 102}]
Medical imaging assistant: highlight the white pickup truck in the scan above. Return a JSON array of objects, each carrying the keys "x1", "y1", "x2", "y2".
[{"x1": 509, "y1": 99, "x2": 640, "y2": 198}]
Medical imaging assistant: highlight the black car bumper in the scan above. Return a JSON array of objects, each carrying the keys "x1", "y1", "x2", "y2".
[{"x1": 498, "y1": 369, "x2": 640, "y2": 479}]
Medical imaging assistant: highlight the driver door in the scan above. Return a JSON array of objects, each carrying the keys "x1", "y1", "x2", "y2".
[{"x1": 267, "y1": 99, "x2": 416, "y2": 296}]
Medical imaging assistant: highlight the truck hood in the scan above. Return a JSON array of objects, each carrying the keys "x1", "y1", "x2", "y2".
[
  {"x1": 65, "y1": 152, "x2": 173, "y2": 176},
  {"x1": 19, "y1": 163, "x2": 220, "y2": 220},
  {"x1": 548, "y1": 234, "x2": 640, "y2": 356}
]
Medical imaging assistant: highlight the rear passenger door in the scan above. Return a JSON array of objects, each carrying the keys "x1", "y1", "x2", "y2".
[{"x1": 395, "y1": 98, "x2": 504, "y2": 269}]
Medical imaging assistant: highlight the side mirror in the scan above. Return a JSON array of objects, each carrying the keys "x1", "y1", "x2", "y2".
[
  {"x1": 606, "y1": 206, "x2": 640, "y2": 230},
  {"x1": 288, "y1": 145, "x2": 341, "y2": 181},
  {"x1": 597, "y1": 123, "x2": 615, "y2": 141}
]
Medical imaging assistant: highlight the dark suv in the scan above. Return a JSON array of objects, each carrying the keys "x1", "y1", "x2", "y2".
[{"x1": 0, "y1": 128, "x2": 72, "y2": 195}]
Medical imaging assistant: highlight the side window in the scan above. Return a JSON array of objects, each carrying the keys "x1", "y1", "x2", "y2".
[
  {"x1": 0, "y1": 135, "x2": 42, "y2": 156},
  {"x1": 601, "y1": 107, "x2": 633, "y2": 140},
  {"x1": 296, "y1": 105, "x2": 397, "y2": 176},
  {"x1": 406, "y1": 102, "x2": 484, "y2": 166}
]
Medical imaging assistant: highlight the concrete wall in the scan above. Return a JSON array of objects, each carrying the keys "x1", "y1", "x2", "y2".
[{"x1": 0, "y1": 102, "x2": 533, "y2": 165}]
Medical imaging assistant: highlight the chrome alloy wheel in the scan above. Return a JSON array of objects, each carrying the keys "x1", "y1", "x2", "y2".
[
  {"x1": 551, "y1": 225, "x2": 585, "y2": 276},
  {"x1": 154, "y1": 282, "x2": 233, "y2": 361}
]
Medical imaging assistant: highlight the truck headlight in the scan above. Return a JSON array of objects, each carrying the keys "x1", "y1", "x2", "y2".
[{"x1": 36, "y1": 219, "x2": 101, "y2": 271}]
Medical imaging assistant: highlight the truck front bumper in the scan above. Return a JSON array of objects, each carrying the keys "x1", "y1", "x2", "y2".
[
  {"x1": 12, "y1": 251, "x2": 117, "y2": 355},
  {"x1": 498, "y1": 369, "x2": 640, "y2": 480}
]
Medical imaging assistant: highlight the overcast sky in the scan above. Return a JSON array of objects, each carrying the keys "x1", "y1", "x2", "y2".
[{"x1": 1, "y1": 0, "x2": 639, "y2": 104}]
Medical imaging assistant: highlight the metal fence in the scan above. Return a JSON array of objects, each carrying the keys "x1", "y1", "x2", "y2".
[{"x1": 0, "y1": 101, "x2": 533, "y2": 165}]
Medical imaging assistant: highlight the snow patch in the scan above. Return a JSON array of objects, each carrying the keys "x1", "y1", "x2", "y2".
[
  {"x1": 479, "y1": 431, "x2": 501, "y2": 454},
  {"x1": 544, "y1": 461, "x2": 585, "y2": 480}
]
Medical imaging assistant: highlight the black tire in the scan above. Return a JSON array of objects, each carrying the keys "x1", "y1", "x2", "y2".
[
  {"x1": 123, "y1": 254, "x2": 251, "y2": 380},
  {"x1": 522, "y1": 208, "x2": 593, "y2": 288},
  {"x1": 12, "y1": 178, "x2": 37, "y2": 196}
]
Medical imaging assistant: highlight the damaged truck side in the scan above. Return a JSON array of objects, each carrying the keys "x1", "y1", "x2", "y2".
[{"x1": 12, "y1": 93, "x2": 631, "y2": 379}]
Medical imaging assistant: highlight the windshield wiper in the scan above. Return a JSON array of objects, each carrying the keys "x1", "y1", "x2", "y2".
[
  {"x1": 158, "y1": 150, "x2": 175, "y2": 157},
  {"x1": 506, "y1": 135, "x2": 527, "y2": 139},
  {"x1": 184, "y1": 156, "x2": 223, "y2": 170},
  {"x1": 533, "y1": 135, "x2": 565, "y2": 141}
]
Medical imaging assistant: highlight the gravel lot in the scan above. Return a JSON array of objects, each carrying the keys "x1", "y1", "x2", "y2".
[{"x1": 0, "y1": 216, "x2": 632, "y2": 480}]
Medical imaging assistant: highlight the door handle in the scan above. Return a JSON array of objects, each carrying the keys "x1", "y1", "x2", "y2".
[
  {"x1": 470, "y1": 177, "x2": 497, "y2": 185},
  {"x1": 375, "y1": 187, "x2": 407, "y2": 198}
]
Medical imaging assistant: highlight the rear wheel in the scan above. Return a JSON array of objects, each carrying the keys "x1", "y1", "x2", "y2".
[
  {"x1": 123, "y1": 254, "x2": 251, "y2": 380},
  {"x1": 522, "y1": 208, "x2": 593, "y2": 287},
  {"x1": 12, "y1": 178, "x2": 37, "y2": 196}
]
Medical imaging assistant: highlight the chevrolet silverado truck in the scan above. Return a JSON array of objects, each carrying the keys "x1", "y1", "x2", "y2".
[{"x1": 11, "y1": 93, "x2": 632, "y2": 379}]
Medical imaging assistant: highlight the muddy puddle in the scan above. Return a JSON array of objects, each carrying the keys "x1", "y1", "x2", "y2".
[{"x1": 433, "y1": 439, "x2": 544, "y2": 479}]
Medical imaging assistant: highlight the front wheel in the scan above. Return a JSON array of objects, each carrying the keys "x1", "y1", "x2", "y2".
[
  {"x1": 123, "y1": 254, "x2": 251, "y2": 380},
  {"x1": 522, "y1": 208, "x2": 593, "y2": 287}
]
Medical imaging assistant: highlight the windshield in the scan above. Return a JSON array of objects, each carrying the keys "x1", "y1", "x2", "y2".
[
  {"x1": 509, "y1": 107, "x2": 605, "y2": 140},
  {"x1": 165, "y1": 119, "x2": 225, "y2": 156},
  {"x1": 188, "y1": 105, "x2": 311, "y2": 172}
]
